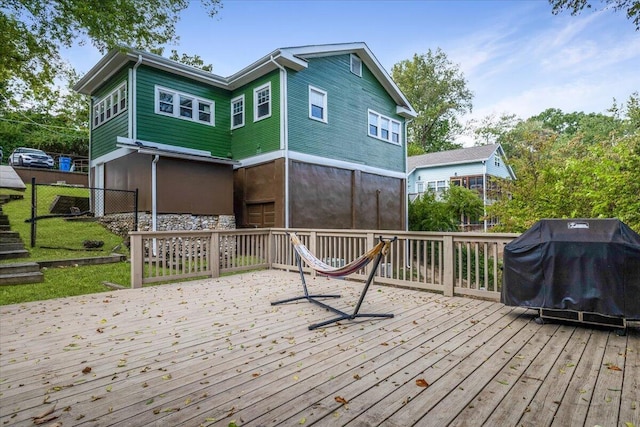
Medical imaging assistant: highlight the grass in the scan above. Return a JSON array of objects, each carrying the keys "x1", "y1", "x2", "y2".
[
  {"x1": 0, "y1": 262, "x2": 131, "y2": 305},
  {"x1": 1, "y1": 185, "x2": 127, "y2": 262},
  {"x1": 1, "y1": 185, "x2": 132, "y2": 305}
]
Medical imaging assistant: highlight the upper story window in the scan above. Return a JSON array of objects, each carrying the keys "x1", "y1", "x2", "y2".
[
  {"x1": 309, "y1": 86, "x2": 327, "y2": 123},
  {"x1": 350, "y1": 54, "x2": 362, "y2": 77},
  {"x1": 93, "y1": 82, "x2": 127, "y2": 129},
  {"x1": 231, "y1": 95, "x2": 245, "y2": 129},
  {"x1": 254, "y1": 82, "x2": 271, "y2": 121},
  {"x1": 494, "y1": 155, "x2": 501, "y2": 167},
  {"x1": 155, "y1": 86, "x2": 215, "y2": 126},
  {"x1": 367, "y1": 109, "x2": 402, "y2": 145},
  {"x1": 416, "y1": 181, "x2": 424, "y2": 193}
]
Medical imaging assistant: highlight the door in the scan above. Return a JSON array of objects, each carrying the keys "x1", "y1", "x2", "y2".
[{"x1": 246, "y1": 202, "x2": 275, "y2": 228}]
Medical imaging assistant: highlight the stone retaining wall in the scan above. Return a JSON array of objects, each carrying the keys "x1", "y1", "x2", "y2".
[{"x1": 99, "y1": 213, "x2": 236, "y2": 238}]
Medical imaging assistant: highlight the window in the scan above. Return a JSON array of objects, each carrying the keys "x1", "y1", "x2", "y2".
[
  {"x1": 154, "y1": 86, "x2": 215, "y2": 126},
  {"x1": 254, "y1": 83, "x2": 271, "y2": 121},
  {"x1": 416, "y1": 181, "x2": 424, "y2": 193},
  {"x1": 231, "y1": 95, "x2": 244, "y2": 129},
  {"x1": 309, "y1": 86, "x2": 327, "y2": 122},
  {"x1": 350, "y1": 54, "x2": 362, "y2": 77},
  {"x1": 92, "y1": 82, "x2": 127, "y2": 129},
  {"x1": 367, "y1": 110, "x2": 402, "y2": 144},
  {"x1": 494, "y1": 155, "x2": 501, "y2": 167}
]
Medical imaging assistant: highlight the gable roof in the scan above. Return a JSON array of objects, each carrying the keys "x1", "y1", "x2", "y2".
[
  {"x1": 73, "y1": 43, "x2": 416, "y2": 118},
  {"x1": 407, "y1": 144, "x2": 506, "y2": 173}
]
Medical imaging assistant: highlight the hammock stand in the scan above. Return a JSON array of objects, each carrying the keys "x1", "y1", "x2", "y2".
[{"x1": 271, "y1": 233, "x2": 397, "y2": 330}]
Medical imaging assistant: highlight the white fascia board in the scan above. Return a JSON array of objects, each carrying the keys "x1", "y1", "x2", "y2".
[
  {"x1": 227, "y1": 51, "x2": 307, "y2": 89},
  {"x1": 117, "y1": 137, "x2": 210, "y2": 156},
  {"x1": 91, "y1": 147, "x2": 136, "y2": 168},
  {"x1": 234, "y1": 150, "x2": 406, "y2": 179},
  {"x1": 73, "y1": 50, "x2": 131, "y2": 94},
  {"x1": 396, "y1": 105, "x2": 418, "y2": 119}
]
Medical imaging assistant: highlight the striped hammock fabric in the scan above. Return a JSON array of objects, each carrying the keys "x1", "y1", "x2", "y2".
[{"x1": 289, "y1": 233, "x2": 389, "y2": 278}]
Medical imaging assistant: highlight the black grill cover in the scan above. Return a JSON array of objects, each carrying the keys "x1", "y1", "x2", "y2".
[{"x1": 502, "y1": 219, "x2": 640, "y2": 319}]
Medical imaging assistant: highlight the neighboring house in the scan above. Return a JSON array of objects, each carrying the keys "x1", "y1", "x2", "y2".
[
  {"x1": 407, "y1": 144, "x2": 516, "y2": 231},
  {"x1": 74, "y1": 43, "x2": 416, "y2": 230}
]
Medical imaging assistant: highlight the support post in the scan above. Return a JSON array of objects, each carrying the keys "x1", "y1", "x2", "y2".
[
  {"x1": 443, "y1": 234, "x2": 455, "y2": 297},
  {"x1": 210, "y1": 231, "x2": 220, "y2": 278},
  {"x1": 130, "y1": 233, "x2": 143, "y2": 288},
  {"x1": 30, "y1": 177, "x2": 36, "y2": 248}
]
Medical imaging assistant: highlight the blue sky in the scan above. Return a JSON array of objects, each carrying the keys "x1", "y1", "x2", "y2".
[{"x1": 66, "y1": 0, "x2": 639, "y2": 132}]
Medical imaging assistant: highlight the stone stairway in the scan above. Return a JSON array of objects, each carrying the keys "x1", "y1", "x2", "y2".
[{"x1": 0, "y1": 197, "x2": 43, "y2": 285}]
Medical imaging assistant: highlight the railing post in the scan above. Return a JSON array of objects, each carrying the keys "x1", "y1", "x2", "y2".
[
  {"x1": 267, "y1": 229, "x2": 274, "y2": 269},
  {"x1": 130, "y1": 233, "x2": 143, "y2": 288},
  {"x1": 366, "y1": 232, "x2": 375, "y2": 277},
  {"x1": 309, "y1": 231, "x2": 317, "y2": 277},
  {"x1": 211, "y1": 231, "x2": 220, "y2": 278},
  {"x1": 443, "y1": 234, "x2": 454, "y2": 297}
]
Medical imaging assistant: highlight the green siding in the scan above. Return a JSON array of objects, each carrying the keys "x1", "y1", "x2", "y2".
[
  {"x1": 287, "y1": 55, "x2": 405, "y2": 173},
  {"x1": 90, "y1": 68, "x2": 130, "y2": 160},
  {"x1": 229, "y1": 71, "x2": 281, "y2": 160},
  {"x1": 135, "y1": 66, "x2": 232, "y2": 158}
]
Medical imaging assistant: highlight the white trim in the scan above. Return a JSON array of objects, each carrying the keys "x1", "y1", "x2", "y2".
[
  {"x1": 253, "y1": 82, "x2": 272, "y2": 122},
  {"x1": 308, "y1": 85, "x2": 328, "y2": 123},
  {"x1": 93, "y1": 81, "x2": 127, "y2": 129},
  {"x1": 367, "y1": 109, "x2": 402, "y2": 145},
  {"x1": 350, "y1": 54, "x2": 362, "y2": 77},
  {"x1": 116, "y1": 136, "x2": 211, "y2": 157},
  {"x1": 154, "y1": 85, "x2": 215, "y2": 126},
  {"x1": 235, "y1": 150, "x2": 406, "y2": 179},
  {"x1": 92, "y1": 147, "x2": 135, "y2": 169},
  {"x1": 230, "y1": 94, "x2": 245, "y2": 129}
]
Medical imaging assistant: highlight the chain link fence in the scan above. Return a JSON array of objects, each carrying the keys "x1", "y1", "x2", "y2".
[{"x1": 29, "y1": 178, "x2": 137, "y2": 248}]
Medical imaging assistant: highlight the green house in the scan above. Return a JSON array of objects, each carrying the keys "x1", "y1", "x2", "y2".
[{"x1": 73, "y1": 43, "x2": 416, "y2": 230}]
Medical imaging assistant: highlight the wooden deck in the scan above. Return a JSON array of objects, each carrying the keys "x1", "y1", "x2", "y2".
[{"x1": 1, "y1": 270, "x2": 638, "y2": 427}]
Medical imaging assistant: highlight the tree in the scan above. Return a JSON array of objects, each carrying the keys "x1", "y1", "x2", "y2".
[
  {"x1": 408, "y1": 186, "x2": 484, "y2": 232},
  {"x1": 549, "y1": 0, "x2": 640, "y2": 30},
  {"x1": 392, "y1": 49, "x2": 473, "y2": 153},
  {"x1": 469, "y1": 113, "x2": 521, "y2": 146},
  {"x1": 1, "y1": 0, "x2": 222, "y2": 100}
]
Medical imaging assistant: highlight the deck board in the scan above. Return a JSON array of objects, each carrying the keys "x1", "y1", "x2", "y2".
[{"x1": 1, "y1": 270, "x2": 638, "y2": 427}]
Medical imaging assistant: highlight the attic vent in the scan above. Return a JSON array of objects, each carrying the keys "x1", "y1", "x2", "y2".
[{"x1": 350, "y1": 54, "x2": 362, "y2": 77}]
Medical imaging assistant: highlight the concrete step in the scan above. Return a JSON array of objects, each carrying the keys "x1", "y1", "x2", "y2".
[
  {"x1": 0, "y1": 261, "x2": 40, "y2": 275},
  {"x1": 0, "y1": 271, "x2": 44, "y2": 286},
  {"x1": 0, "y1": 242, "x2": 25, "y2": 251},
  {"x1": 0, "y1": 249, "x2": 29, "y2": 260},
  {"x1": 0, "y1": 231, "x2": 21, "y2": 242},
  {"x1": 0, "y1": 225, "x2": 10, "y2": 231}
]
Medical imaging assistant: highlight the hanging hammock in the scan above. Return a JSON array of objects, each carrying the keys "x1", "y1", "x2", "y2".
[
  {"x1": 271, "y1": 233, "x2": 397, "y2": 330},
  {"x1": 288, "y1": 232, "x2": 390, "y2": 277}
]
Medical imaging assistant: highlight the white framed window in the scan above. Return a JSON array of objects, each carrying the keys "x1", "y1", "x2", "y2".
[
  {"x1": 350, "y1": 54, "x2": 362, "y2": 77},
  {"x1": 416, "y1": 181, "x2": 424, "y2": 193},
  {"x1": 231, "y1": 95, "x2": 245, "y2": 129},
  {"x1": 154, "y1": 86, "x2": 215, "y2": 126},
  {"x1": 309, "y1": 86, "x2": 327, "y2": 123},
  {"x1": 92, "y1": 82, "x2": 127, "y2": 129},
  {"x1": 367, "y1": 109, "x2": 402, "y2": 145},
  {"x1": 254, "y1": 82, "x2": 271, "y2": 121},
  {"x1": 494, "y1": 155, "x2": 501, "y2": 167}
]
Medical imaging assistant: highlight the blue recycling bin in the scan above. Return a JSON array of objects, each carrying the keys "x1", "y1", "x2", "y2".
[{"x1": 59, "y1": 156, "x2": 71, "y2": 171}]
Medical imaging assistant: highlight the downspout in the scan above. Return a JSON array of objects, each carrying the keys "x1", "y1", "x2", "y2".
[
  {"x1": 152, "y1": 155, "x2": 159, "y2": 232},
  {"x1": 270, "y1": 55, "x2": 289, "y2": 228},
  {"x1": 482, "y1": 160, "x2": 487, "y2": 232},
  {"x1": 404, "y1": 118, "x2": 413, "y2": 232}
]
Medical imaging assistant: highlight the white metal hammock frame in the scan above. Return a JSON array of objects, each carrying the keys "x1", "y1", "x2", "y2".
[{"x1": 271, "y1": 233, "x2": 397, "y2": 330}]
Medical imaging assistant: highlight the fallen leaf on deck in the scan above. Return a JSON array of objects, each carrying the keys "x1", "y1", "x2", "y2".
[
  {"x1": 607, "y1": 365, "x2": 622, "y2": 371},
  {"x1": 624, "y1": 422, "x2": 635, "y2": 427},
  {"x1": 33, "y1": 405, "x2": 56, "y2": 420},
  {"x1": 299, "y1": 417, "x2": 306, "y2": 424},
  {"x1": 252, "y1": 373, "x2": 260, "y2": 377},
  {"x1": 82, "y1": 366, "x2": 92, "y2": 374},
  {"x1": 416, "y1": 379, "x2": 429, "y2": 388},
  {"x1": 335, "y1": 396, "x2": 348, "y2": 405}
]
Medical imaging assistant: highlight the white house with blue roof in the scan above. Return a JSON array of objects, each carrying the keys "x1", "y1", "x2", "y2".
[{"x1": 407, "y1": 144, "x2": 515, "y2": 230}]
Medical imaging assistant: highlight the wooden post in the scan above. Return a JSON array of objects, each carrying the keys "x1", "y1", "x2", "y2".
[
  {"x1": 210, "y1": 231, "x2": 220, "y2": 278},
  {"x1": 130, "y1": 233, "x2": 143, "y2": 288},
  {"x1": 443, "y1": 234, "x2": 454, "y2": 297}
]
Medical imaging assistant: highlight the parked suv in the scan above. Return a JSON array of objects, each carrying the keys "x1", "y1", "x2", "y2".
[{"x1": 9, "y1": 147, "x2": 54, "y2": 168}]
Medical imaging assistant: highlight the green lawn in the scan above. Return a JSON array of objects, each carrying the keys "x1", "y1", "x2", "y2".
[{"x1": 1, "y1": 185, "x2": 131, "y2": 305}]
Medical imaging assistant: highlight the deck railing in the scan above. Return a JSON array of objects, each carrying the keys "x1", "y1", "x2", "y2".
[{"x1": 129, "y1": 228, "x2": 518, "y2": 301}]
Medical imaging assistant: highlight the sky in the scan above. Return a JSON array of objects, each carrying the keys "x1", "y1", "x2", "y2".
[{"x1": 65, "y1": 0, "x2": 640, "y2": 139}]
